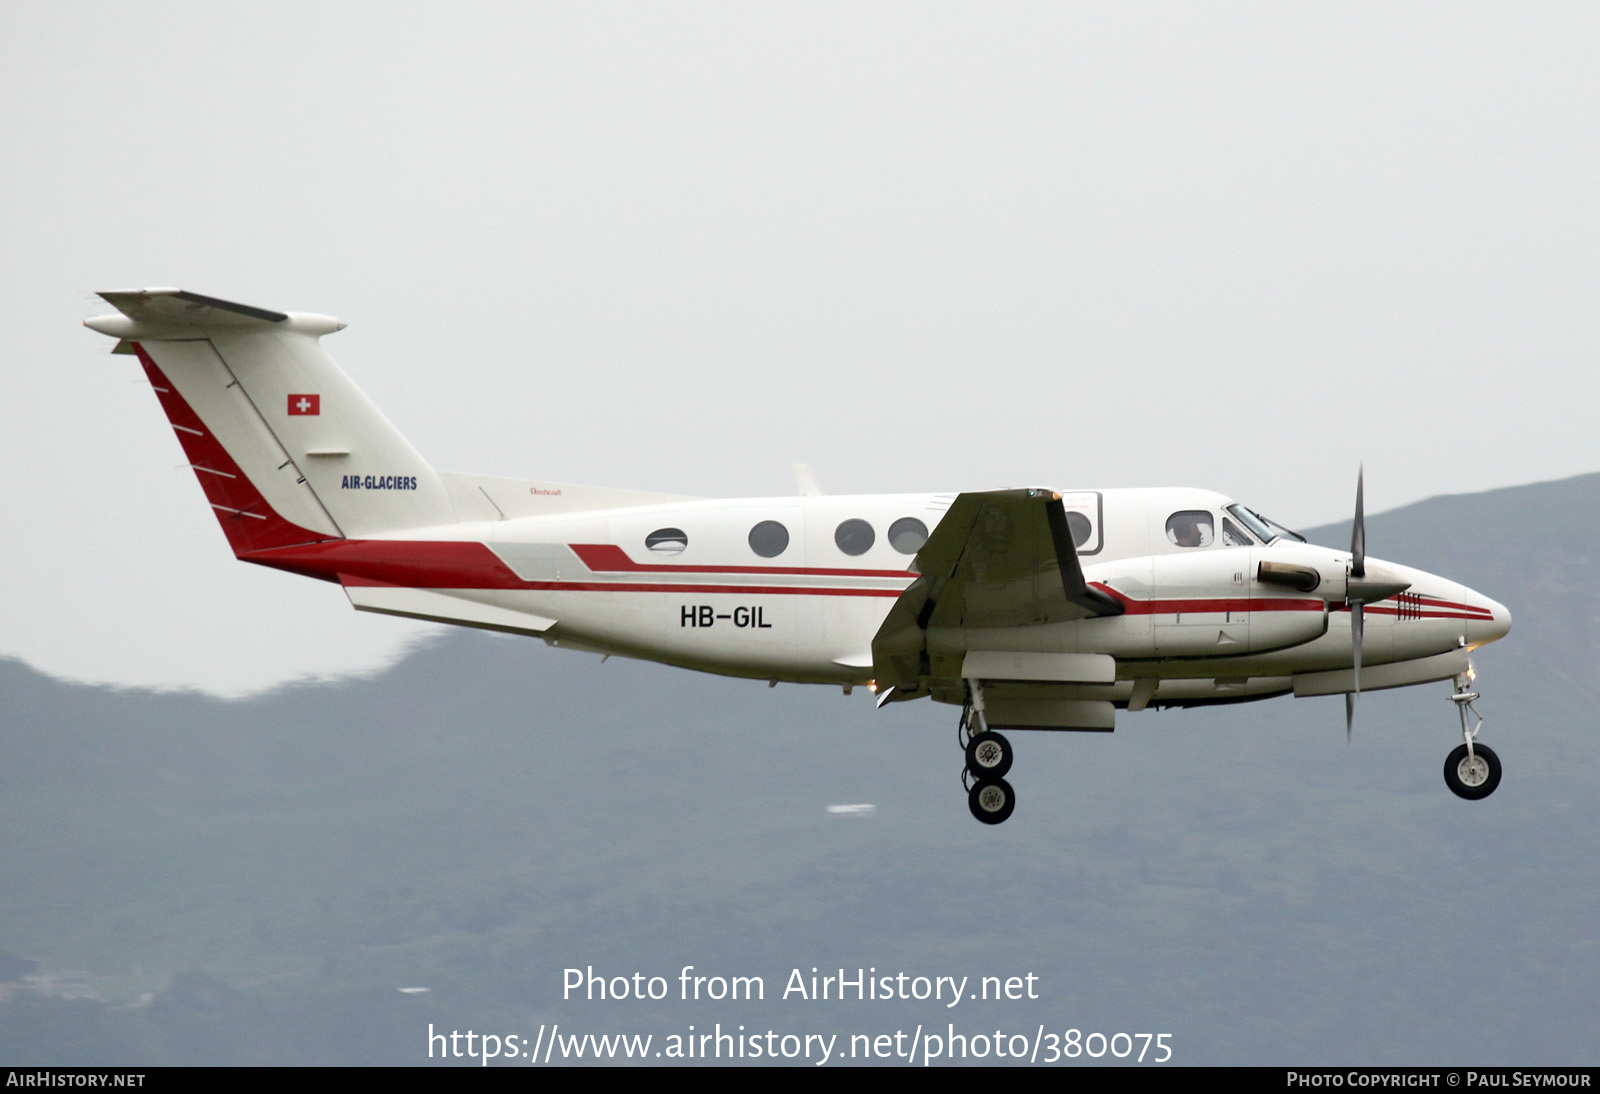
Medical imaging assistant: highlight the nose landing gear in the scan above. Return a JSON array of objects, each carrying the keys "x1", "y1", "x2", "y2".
[{"x1": 1444, "y1": 671, "x2": 1501, "y2": 800}]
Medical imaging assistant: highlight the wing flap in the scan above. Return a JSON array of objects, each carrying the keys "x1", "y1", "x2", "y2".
[{"x1": 960, "y1": 651, "x2": 1116, "y2": 684}]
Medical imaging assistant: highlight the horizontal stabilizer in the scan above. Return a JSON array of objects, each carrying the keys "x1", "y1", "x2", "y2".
[
  {"x1": 87, "y1": 288, "x2": 344, "y2": 340},
  {"x1": 99, "y1": 288, "x2": 289, "y2": 325}
]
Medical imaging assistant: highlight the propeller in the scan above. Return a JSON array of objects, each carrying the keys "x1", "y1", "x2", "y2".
[
  {"x1": 1347, "y1": 466, "x2": 1365, "y2": 740},
  {"x1": 1342, "y1": 465, "x2": 1411, "y2": 739}
]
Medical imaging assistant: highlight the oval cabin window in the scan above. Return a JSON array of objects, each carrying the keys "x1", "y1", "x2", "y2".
[
  {"x1": 645, "y1": 528, "x2": 688, "y2": 555},
  {"x1": 888, "y1": 517, "x2": 928, "y2": 555},
  {"x1": 748, "y1": 520, "x2": 790, "y2": 558},
  {"x1": 834, "y1": 518, "x2": 875, "y2": 557}
]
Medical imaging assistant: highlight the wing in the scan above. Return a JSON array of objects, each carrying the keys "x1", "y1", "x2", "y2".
[{"x1": 871, "y1": 489, "x2": 1122, "y2": 695}]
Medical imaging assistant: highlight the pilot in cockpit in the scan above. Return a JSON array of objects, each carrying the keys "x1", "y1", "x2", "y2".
[{"x1": 1166, "y1": 511, "x2": 1213, "y2": 548}]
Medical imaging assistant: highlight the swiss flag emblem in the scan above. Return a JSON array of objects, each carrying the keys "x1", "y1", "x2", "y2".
[{"x1": 287, "y1": 394, "x2": 320, "y2": 416}]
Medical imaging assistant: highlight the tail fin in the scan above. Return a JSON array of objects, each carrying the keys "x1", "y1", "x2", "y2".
[{"x1": 87, "y1": 289, "x2": 457, "y2": 550}]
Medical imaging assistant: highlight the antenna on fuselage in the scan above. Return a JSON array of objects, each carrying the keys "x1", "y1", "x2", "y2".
[{"x1": 793, "y1": 464, "x2": 823, "y2": 497}]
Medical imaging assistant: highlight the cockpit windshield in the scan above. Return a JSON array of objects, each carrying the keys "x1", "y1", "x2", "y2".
[{"x1": 1225, "y1": 504, "x2": 1306, "y2": 545}]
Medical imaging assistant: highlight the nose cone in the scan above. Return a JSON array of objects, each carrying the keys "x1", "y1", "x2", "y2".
[{"x1": 1466, "y1": 592, "x2": 1512, "y2": 649}]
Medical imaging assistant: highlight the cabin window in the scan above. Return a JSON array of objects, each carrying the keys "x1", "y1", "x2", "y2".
[
  {"x1": 748, "y1": 520, "x2": 790, "y2": 558},
  {"x1": 1165, "y1": 511, "x2": 1214, "y2": 548},
  {"x1": 834, "y1": 518, "x2": 875, "y2": 556},
  {"x1": 645, "y1": 527, "x2": 688, "y2": 554},
  {"x1": 888, "y1": 517, "x2": 929, "y2": 554},
  {"x1": 1065, "y1": 510, "x2": 1092, "y2": 548}
]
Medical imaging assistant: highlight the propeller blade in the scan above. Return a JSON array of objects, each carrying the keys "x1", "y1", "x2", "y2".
[
  {"x1": 1352, "y1": 599, "x2": 1363, "y2": 695},
  {"x1": 1345, "y1": 602, "x2": 1364, "y2": 741},
  {"x1": 1351, "y1": 464, "x2": 1366, "y2": 578},
  {"x1": 1345, "y1": 466, "x2": 1367, "y2": 743}
]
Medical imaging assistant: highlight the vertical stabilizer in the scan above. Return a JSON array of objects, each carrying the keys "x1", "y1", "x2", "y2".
[{"x1": 87, "y1": 290, "x2": 458, "y2": 545}]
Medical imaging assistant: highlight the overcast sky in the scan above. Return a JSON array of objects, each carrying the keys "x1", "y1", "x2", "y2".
[{"x1": 3, "y1": 3, "x2": 1596, "y2": 694}]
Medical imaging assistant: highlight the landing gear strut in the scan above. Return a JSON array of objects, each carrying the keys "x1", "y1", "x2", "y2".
[
  {"x1": 961, "y1": 684, "x2": 1016, "y2": 824},
  {"x1": 1444, "y1": 670, "x2": 1501, "y2": 800}
]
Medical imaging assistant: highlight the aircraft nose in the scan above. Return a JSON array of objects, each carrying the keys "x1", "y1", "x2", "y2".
[{"x1": 1466, "y1": 592, "x2": 1512, "y2": 648}]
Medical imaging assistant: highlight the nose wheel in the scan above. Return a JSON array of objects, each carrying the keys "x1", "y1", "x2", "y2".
[
  {"x1": 1444, "y1": 671, "x2": 1502, "y2": 800},
  {"x1": 1444, "y1": 742, "x2": 1501, "y2": 800}
]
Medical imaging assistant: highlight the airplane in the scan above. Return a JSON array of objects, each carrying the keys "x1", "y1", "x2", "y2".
[{"x1": 84, "y1": 288, "x2": 1513, "y2": 824}]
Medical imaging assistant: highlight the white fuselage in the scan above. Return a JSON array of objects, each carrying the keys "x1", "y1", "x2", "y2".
[{"x1": 358, "y1": 485, "x2": 1509, "y2": 708}]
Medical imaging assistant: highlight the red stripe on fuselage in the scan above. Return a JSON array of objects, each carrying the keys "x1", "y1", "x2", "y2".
[
  {"x1": 237, "y1": 540, "x2": 1494, "y2": 618},
  {"x1": 1357, "y1": 605, "x2": 1493, "y2": 621},
  {"x1": 569, "y1": 543, "x2": 913, "y2": 579},
  {"x1": 241, "y1": 539, "x2": 905, "y2": 596},
  {"x1": 1408, "y1": 594, "x2": 1495, "y2": 617},
  {"x1": 243, "y1": 539, "x2": 516, "y2": 586},
  {"x1": 1089, "y1": 583, "x2": 1493, "y2": 620}
]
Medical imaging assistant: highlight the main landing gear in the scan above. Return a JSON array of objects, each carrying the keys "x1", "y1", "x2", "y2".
[
  {"x1": 960, "y1": 686, "x2": 1016, "y2": 825},
  {"x1": 1443, "y1": 671, "x2": 1501, "y2": 800}
]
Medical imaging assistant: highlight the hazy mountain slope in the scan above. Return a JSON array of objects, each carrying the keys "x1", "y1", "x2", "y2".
[{"x1": 1, "y1": 474, "x2": 1594, "y2": 1065}]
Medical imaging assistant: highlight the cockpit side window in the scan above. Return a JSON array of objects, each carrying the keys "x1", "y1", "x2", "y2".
[
  {"x1": 1222, "y1": 516, "x2": 1254, "y2": 547},
  {"x1": 1226, "y1": 503, "x2": 1305, "y2": 545},
  {"x1": 1166, "y1": 510, "x2": 1214, "y2": 548}
]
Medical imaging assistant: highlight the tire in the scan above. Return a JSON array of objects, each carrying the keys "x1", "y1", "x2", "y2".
[
  {"x1": 968, "y1": 778, "x2": 1016, "y2": 825},
  {"x1": 1444, "y1": 743, "x2": 1501, "y2": 800},
  {"x1": 964, "y1": 730, "x2": 1013, "y2": 780}
]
